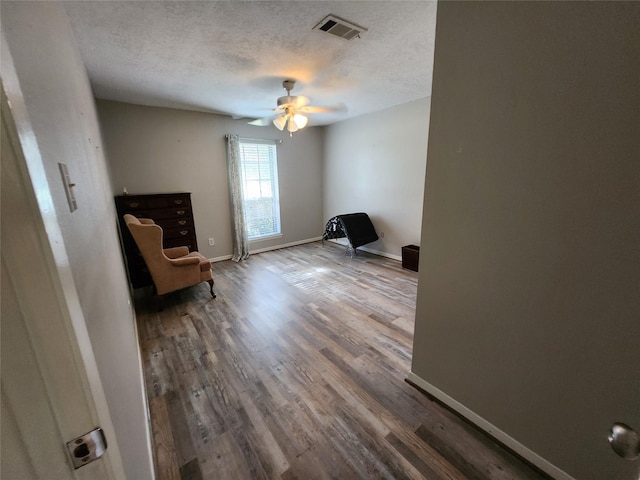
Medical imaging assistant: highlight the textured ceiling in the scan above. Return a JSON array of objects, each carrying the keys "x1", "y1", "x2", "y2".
[{"x1": 64, "y1": 1, "x2": 437, "y2": 126}]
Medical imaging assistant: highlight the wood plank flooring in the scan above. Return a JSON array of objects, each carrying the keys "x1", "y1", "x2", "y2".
[{"x1": 135, "y1": 241, "x2": 548, "y2": 480}]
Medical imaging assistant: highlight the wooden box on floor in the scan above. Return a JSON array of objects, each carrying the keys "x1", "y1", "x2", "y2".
[{"x1": 402, "y1": 244, "x2": 420, "y2": 272}]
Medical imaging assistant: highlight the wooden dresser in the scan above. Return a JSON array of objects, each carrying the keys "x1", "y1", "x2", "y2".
[{"x1": 115, "y1": 192, "x2": 199, "y2": 288}]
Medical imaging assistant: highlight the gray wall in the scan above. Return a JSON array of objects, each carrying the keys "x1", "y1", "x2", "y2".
[
  {"x1": 1, "y1": 2, "x2": 154, "y2": 479},
  {"x1": 412, "y1": 2, "x2": 640, "y2": 480},
  {"x1": 324, "y1": 98, "x2": 430, "y2": 258},
  {"x1": 99, "y1": 100, "x2": 324, "y2": 259}
]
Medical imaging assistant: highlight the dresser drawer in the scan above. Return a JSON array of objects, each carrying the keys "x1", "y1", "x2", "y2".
[
  {"x1": 118, "y1": 198, "x2": 148, "y2": 211},
  {"x1": 164, "y1": 226, "x2": 195, "y2": 240},
  {"x1": 155, "y1": 217, "x2": 193, "y2": 230},
  {"x1": 154, "y1": 207, "x2": 191, "y2": 219},
  {"x1": 116, "y1": 195, "x2": 191, "y2": 213},
  {"x1": 163, "y1": 238, "x2": 197, "y2": 252},
  {"x1": 129, "y1": 207, "x2": 192, "y2": 220},
  {"x1": 146, "y1": 195, "x2": 191, "y2": 209}
]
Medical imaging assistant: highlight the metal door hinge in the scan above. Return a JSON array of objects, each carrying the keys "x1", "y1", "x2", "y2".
[
  {"x1": 58, "y1": 163, "x2": 77, "y2": 213},
  {"x1": 66, "y1": 427, "x2": 107, "y2": 469}
]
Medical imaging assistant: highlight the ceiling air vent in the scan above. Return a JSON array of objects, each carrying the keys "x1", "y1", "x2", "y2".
[{"x1": 312, "y1": 14, "x2": 367, "y2": 40}]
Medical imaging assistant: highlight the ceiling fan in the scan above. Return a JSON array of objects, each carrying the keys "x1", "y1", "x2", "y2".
[{"x1": 248, "y1": 79, "x2": 342, "y2": 136}]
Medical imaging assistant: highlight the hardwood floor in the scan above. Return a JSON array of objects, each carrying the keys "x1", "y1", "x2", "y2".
[{"x1": 135, "y1": 241, "x2": 548, "y2": 480}]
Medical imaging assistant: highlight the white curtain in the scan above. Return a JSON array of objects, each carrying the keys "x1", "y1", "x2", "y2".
[{"x1": 225, "y1": 134, "x2": 250, "y2": 262}]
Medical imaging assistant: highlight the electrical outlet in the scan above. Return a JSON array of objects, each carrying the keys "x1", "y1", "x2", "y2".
[
  {"x1": 208, "y1": 237, "x2": 215, "y2": 246},
  {"x1": 380, "y1": 231, "x2": 385, "y2": 239}
]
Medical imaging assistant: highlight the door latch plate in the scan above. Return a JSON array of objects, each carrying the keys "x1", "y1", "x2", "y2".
[{"x1": 66, "y1": 427, "x2": 107, "y2": 469}]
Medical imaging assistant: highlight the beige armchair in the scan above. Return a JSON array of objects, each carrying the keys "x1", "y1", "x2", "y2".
[{"x1": 124, "y1": 214, "x2": 215, "y2": 309}]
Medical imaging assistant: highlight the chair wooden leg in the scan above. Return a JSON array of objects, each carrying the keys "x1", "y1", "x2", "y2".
[
  {"x1": 207, "y1": 279, "x2": 216, "y2": 298},
  {"x1": 156, "y1": 294, "x2": 165, "y2": 312}
]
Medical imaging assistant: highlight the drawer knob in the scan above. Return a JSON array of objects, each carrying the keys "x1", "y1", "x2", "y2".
[
  {"x1": 178, "y1": 220, "x2": 187, "y2": 225},
  {"x1": 174, "y1": 199, "x2": 183, "y2": 205},
  {"x1": 176, "y1": 210, "x2": 185, "y2": 215},
  {"x1": 180, "y1": 230, "x2": 188, "y2": 236},
  {"x1": 128, "y1": 202, "x2": 139, "y2": 208}
]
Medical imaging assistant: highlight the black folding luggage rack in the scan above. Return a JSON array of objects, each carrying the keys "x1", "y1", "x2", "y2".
[{"x1": 322, "y1": 212, "x2": 379, "y2": 257}]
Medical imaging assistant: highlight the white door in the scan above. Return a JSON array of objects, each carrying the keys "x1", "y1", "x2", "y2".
[{"x1": 1, "y1": 83, "x2": 124, "y2": 479}]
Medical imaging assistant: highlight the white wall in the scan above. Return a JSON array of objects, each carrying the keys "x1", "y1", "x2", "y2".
[
  {"x1": 1, "y1": 3, "x2": 153, "y2": 479},
  {"x1": 411, "y1": 2, "x2": 640, "y2": 480},
  {"x1": 323, "y1": 98, "x2": 430, "y2": 258},
  {"x1": 98, "y1": 100, "x2": 324, "y2": 260}
]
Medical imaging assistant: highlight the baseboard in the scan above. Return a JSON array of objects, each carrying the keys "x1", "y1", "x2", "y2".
[
  {"x1": 209, "y1": 254, "x2": 233, "y2": 263},
  {"x1": 210, "y1": 236, "x2": 402, "y2": 263},
  {"x1": 208, "y1": 237, "x2": 322, "y2": 263},
  {"x1": 359, "y1": 245, "x2": 401, "y2": 261},
  {"x1": 326, "y1": 238, "x2": 402, "y2": 261},
  {"x1": 405, "y1": 372, "x2": 574, "y2": 480},
  {"x1": 249, "y1": 236, "x2": 322, "y2": 255}
]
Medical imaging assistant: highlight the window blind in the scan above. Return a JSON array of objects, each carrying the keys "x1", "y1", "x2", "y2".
[{"x1": 238, "y1": 139, "x2": 281, "y2": 239}]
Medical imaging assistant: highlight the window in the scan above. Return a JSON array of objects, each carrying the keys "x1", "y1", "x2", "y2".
[{"x1": 238, "y1": 139, "x2": 281, "y2": 240}]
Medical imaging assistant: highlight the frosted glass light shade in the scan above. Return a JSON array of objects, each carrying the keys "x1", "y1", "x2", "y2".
[
  {"x1": 272, "y1": 115, "x2": 287, "y2": 131},
  {"x1": 273, "y1": 112, "x2": 308, "y2": 134},
  {"x1": 287, "y1": 117, "x2": 299, "y2": 132},
  {"x1": 293, "y1": 113, "x2": 308, "y2": 129}
]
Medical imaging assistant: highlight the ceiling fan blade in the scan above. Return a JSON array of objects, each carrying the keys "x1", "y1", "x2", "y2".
[
  {"x1": 276, "y1": 95, "x2": 309, "y2": 109},
  {"x1": 291, "y1": 95, "x2": 310, "y2": 108},
  {"x1": 299, "y1": 105, "x2": 341, "y2": 114},
  {"x1": 250, "y1": 79, "x2": 347, "y2": 129},
  {"x1": 248, "y1": 116, "x2": 274, "y2": 127}
]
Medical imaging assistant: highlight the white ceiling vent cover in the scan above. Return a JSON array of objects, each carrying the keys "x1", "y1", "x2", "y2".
[{"x1": 312, "y1": 14, "x2": 368, "y2": 40}]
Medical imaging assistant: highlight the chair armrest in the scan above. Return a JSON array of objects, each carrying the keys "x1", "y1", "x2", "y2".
[
  {"x1": 164, "y1": 246, "x2": 189, "y2": 258},
  {"x1": 139, "y1": 218, "x2": 155, "y2": 225},
  {"x1": 169, "y1": 256, "x2": 200, "y2": 267}
]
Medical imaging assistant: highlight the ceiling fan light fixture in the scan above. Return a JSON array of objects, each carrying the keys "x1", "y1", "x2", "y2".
[
  {"x1": 254, "y1": 79, "x2": 342, "y2": 137},
  {"x1": 272, "y1": 115, "x2": 287, "y2": 131},
  {"x1": 287, "y1": 117, "x2": 299, "y2": 133},
  {"x1": 293, "y1": 113, "x2": 308, "y2": 129}
]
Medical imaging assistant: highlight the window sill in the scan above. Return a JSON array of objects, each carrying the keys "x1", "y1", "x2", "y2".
[{"x1": 248, "y1": 233, "x2": 283, "y2": 243}]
